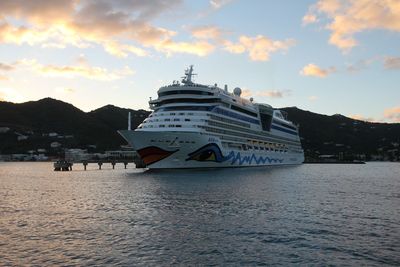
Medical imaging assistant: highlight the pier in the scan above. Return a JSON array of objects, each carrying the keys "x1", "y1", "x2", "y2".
[
  {"x1": 53, "y1": 157, "x2": 146, "y2": 171},
  {"x1": 79, "y1": 159, "x2": 145, "y2": 170}
]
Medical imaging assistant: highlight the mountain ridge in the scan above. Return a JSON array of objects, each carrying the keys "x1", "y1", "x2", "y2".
[{"x1": 1, "y1": 98, "x2": 399, "y2": 160}]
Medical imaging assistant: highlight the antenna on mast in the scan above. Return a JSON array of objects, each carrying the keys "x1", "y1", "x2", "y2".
[
  {"x1": 128, "y1": 112, "x2": 131, "y2": 130},
  {"x1": 182, "y1": 65, "x2": 197, "y2": 84}
]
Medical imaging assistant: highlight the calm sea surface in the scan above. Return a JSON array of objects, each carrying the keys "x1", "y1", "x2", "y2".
[{"x1": 0, "y1": 162, "x2": 399, "y2": 266}]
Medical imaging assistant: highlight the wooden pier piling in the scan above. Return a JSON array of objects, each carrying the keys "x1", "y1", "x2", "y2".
[
  {"x1": 71, "y1": 160, "x2": 141, "y2": 170},
  {"x1": 57, "y1": 155, "x2": 145, "y2": 171}
]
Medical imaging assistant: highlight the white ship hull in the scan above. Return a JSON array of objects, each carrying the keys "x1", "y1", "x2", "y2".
[
  {"x1": 119, "y1": 66, "x2": 305, "y2": 169},
  {"x1": 119, "y1": 130, "x2": 304, "y2": 169}
]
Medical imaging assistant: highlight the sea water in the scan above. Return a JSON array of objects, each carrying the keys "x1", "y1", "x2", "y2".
[{"x1": 0, "y1": 162, "x2": 399, "y2": 266}]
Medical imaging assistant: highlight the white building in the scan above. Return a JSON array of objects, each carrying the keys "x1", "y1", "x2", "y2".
[
  {"x1": 0, "y1": 127, "x2": 10, "y2": 133},
  {"x1": 17, "y1": 135, "x2": 28, "y2": 141},
  {"x1": 65, "y1": 149, "x2": 91, "y2": 161},
  {"x1": 50, "y1": 142, "x2": 62, "y2": 148}
]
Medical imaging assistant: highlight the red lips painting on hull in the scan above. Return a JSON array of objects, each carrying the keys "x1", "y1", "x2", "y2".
[{"x1": 137, "y1": 146, "x2": 178, "y2": 166}]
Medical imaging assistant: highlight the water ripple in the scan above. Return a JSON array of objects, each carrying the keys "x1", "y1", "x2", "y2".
[{"x1": 0, "y1": 162, "x2": 399, "y2": 266}]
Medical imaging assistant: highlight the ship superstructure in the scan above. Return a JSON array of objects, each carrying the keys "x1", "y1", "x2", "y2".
[{"x1": 119, "y1": 66, "x2": 304, "y2": 169}]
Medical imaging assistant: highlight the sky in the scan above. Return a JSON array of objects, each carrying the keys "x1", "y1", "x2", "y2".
[{"x1": 0, "y1": 0, "x2": 399, "y2": 123}]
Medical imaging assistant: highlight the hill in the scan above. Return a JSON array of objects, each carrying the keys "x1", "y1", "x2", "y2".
[
  {"x1": 0, "y1": 98, "x2": 399, "y2": 160},
  {"x1": 282, "y1": 107, "x2": 400, "y2": 160},
  {"x1": 0, "y1": 98, "x2": 149, "y2": 154}
]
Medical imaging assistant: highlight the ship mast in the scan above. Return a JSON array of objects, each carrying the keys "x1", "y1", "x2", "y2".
[{"x1": 181, "y1": 65, "x2": 197, "y2": 85}]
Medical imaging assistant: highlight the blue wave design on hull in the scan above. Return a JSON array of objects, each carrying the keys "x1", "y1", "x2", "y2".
[
  {"x1": 186, "y1": 143, "x2": 284, "y2": 166},
  {"x1": 224, "y1": 151, "x2": 284, "y2": 166}
]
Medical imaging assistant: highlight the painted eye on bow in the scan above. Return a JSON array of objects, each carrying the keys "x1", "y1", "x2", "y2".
[
  {"x1": 191, "y1": 149, "x2": 217, "y2": 161},
  {"x1": 186, "y1": 143, "x2": 225, "y2": 162}
]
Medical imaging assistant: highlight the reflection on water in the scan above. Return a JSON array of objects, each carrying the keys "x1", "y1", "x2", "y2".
[{"x1": 0, "y1": 162, "x2": 399, "y2": 265}]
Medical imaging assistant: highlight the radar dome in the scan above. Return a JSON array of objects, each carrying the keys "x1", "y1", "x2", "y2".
[{"x1": 233, "y1": 87, "x2": 242, "y2": 96}]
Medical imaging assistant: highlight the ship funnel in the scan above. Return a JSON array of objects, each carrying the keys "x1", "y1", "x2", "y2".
[{"x1": 224, "y1": 84, "x2": 228, "y2": 92}]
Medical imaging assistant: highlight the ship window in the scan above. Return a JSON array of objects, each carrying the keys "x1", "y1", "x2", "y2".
[
  {"x1": 158, "y1": 90, "x2": 213, "y2": 97},
  {"x1": 174, "y1": 118, "x2": 180, "y2": 121},
  {"x1": 158, "y1": 106, "x2": 214, "y2": 112},
  {"x1": 170, "y1": 113, "x2": 176, "y2": 115},
  {"x1": 179, "y1": 113, "x2": 185, "y2": 115},
  {"x1": 165, "y1": 118, "x2": 170, "y2": 121},
  {"x1": 260, "y1": 112, "x2": 272, "y2": 131},
  {"x1": 231, "y1": 105, "x2": 258, "y2": 117},
  {"x1": 272, "y1": 119, "x2": 297, "y2": 131},
  {"x1": 155, "y1": 98, "x2": 220, "y2": 107},
  {"x1": 159, "y1": 125, "x2": 165, "y2": 127},
  {"x1": 176, "y1": 125, "x2": 182, "y2": 127},
  {"x1": 213, "y1": 107, "x2": 259, "y2": 124},
  {"x1": 185, "y1": 119, "x2": 190, "y2": 121},
  {"x1": 168, "y1": 124, "x2": 174, "y2": 127}
]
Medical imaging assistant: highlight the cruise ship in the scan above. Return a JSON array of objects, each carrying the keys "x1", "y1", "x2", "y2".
[{"x1": 119, "y1": 66, "x2": 304, "y2": 169}]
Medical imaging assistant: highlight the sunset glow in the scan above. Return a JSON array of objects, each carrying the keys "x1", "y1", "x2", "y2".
[{"x1": 0, "y1": 0, "x2": 399, "y2": 122}]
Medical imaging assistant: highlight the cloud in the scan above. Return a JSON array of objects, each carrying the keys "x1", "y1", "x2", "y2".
[
  {"x1": 0, "y1": 0, "x2": 217, "y2": 58},
  {"x1": 384, "y1": 106, "x2": 400, "y2": 123},
  {"x1": 0, "y1": 1, "x2": 295, "y2": 60},
  {"x1": 349, "y1": 114, "x2": 375, "y2": 122},
  {"x1": 0, "y1": 87, "x2": 25, "y2": 102},
  {"x1": 257, "y1": 90, "x2": 286, "y2": 98},
  {"x1": 302, "y1": 14, "x2": 318, "y2": 25},
  {"x1": 39, "y1": 65, "x2": 134, "y2": 81},
  {"x1": 300, "y1": 63, "x2": 336, "y2": 77},
  {"x1": 191, "y1": 25, "x2": 225, "y2": 41},
  {"x1": 209, "y1": 0, "x2": 233, "y2": 9},
  {"x1": 383, "y1": 56, "x2": 400, "y2": 70},
  {"x1": 0, "y1": 63, "x2": 15, "y2": 71},
  {"x1": 224, "y1": 35, "x2": 295, "y2": 61},
  {"x1": 0, "y1": 1, "x2": 297, "y2": 60},
  {"x1": 55, "y1": 87, "x2": 75, "y2": 94},
  {"x1": 304, "y1": 0, "x2": 400, "y2": 51},
  {"x1": 241, "y1": 88, "x2": 290, "y2": 98},
  {"x1": 198, "y1": 0, "x2": 234, "y2": 17},
  {"x1": 103, "y1": 41, "x2": 148, "y2": 58},
  {"x1": 0, "y1": 0, "x2": 75, "y2": 24},
  {"x1": 155, "y1": 40, "x2": 215, "y2": 56},
  {"x1": 346, "y1": 58, "x2": 375, "y2": 72},
  {"x1": 308, "y1": 95, "x2": 319, "y2": 101},
  {"x1": 0, "y1": 62, "x2": 15, "y2": 81},
  {"x1": 18, "y1": 59, "x2": 135, "y2": 81}
]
